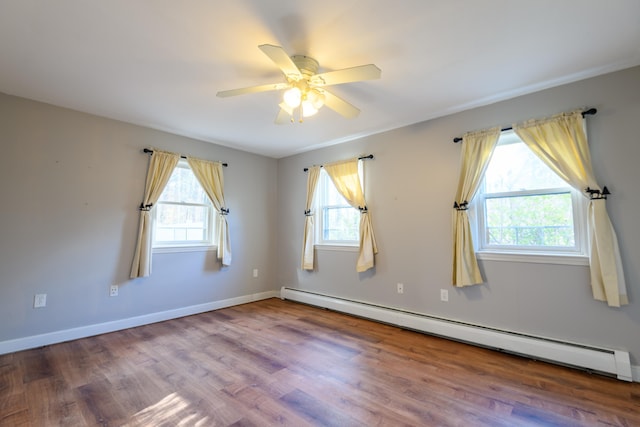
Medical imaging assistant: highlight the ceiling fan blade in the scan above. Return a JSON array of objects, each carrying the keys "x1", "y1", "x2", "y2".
[
  {"x1": 322, "y1": 90, "x2": 360, "y2": 119},
  {"x1": 275, "y1": 107, "x2": 292, "y2": 125},
  {"x1": 216, "y1": 82, "x2": 289, "y2": 98},
  {"x1": 310, "y1": 64, "x2": 381, "y2": 86},
  {"x1": 258, "y1": 44, "x2": 302, "y2": 80}
]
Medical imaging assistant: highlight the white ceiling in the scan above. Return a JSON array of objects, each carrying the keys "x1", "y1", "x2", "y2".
[{"x1": 1, "y1": 1, "x2": 639, "y2": 158}]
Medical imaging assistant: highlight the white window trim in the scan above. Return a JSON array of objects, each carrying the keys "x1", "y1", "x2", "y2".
[
  {"x1": 153, "y1": 244, "x2": 217, "y2": 254},
  {"x1": 315, "y1": 244, "x2": 359, "y2": 252},
  {"x1": 152, "y1": 159, "x2": 216, "y2": 253},
  {"x1": 476, "y1": 251, "x2": 588, "y2": 266},
  {"x1": 314, "y1": 163, "x2": 364, "y2": 248},
  {"x1": 472, "y1": 132, "x2": 589, "y2": 266}
]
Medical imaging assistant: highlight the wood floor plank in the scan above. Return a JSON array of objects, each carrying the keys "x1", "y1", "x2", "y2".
[
  {"x1": 0, "y1": 355, "x2": 28, "y2": 421},
  {"x1": 23, "y1": 376, "x2": 84, "y2": 427},
  {"x1": 75, "y1": 377, "x2": 130, "y2": 426},
  {"x1": 19, "y1": 349, "x2": 55, "y2": 384},
  {"x1": 274, "y1": 365, "x2": 422, "y2": 426},
  {"x1": 226, "y1": 384, "x2": 316, "y2": 427},
  {"x1": 2, "y1": 298, "x2": 639, "y2": 426},
  {"x1": 0, "y1": 409, "x2": 30, "y2": 427}
]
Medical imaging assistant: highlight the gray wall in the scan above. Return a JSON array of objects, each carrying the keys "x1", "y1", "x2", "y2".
[
  {"x1": 276, "y1": 66, "x2": 640, "y2": 364},
  {"x1": 0, "y1": 93, "x2": 278, "y2": 341},
  {"x1": 2, "y1": 66, "x2": 639, "y2": 369}
]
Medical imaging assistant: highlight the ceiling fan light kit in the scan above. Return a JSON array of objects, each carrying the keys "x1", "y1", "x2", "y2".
[
  {"x1": 217, "y1": 44, "x2": 381, "y2": 124},
  {"x1": 283, "y1": 86, "x2": 302, "y2": 108}
]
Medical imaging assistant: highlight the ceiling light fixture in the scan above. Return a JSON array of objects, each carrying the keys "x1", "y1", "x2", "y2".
[
  {"x1": 283, "y1": 86, "x2": 302, "y2": 108},
  {"x1": 282, "y1": 83, "x2": 326, "y2": 121},
  {"x1": 217, "y1": 44, "x2": 381, "y2": 124}
]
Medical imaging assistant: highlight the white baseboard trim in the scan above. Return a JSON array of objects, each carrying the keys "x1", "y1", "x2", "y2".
[
  {"x1": 0, "y1": 290, "x2": 278, "y2": 356},
  {"x1": 280, "y1": 287, "x2": 637, "y2": 382}
]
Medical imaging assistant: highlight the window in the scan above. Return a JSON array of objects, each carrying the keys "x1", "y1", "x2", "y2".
[
  {"x1": 315, "y1": 167, "x2": 362, "y2": 246},
  {"x1": 152, "y1": 160, "x2": 214, "y2": 250},
  {"x1": 473, "y1": 131, "x2": 587, "y2": 262}
]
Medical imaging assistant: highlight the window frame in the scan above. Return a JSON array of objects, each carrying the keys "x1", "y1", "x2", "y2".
[
  {"x1": 472, "y1": 131, "x2": 588, "y2": 265},
  {"x1": 152, "y1": 159, "x2": 216, "y2": 253},
  {"x1": 314, "y1": 163, "x2": 364, "y2": 250}
]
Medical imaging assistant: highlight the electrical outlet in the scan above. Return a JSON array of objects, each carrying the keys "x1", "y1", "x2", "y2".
[
  {"x1": 34, "y1": 293, "x2": 47, "y2": 308},
  {"x1": 440, "y1": 289, "x2": 449, "y2": 302},
  {"x1": 253, "y1": 268, "x2": 259, "y2": 278},
  {"x1": 397, "y1": 283, "x2": 404, "y2": 294},
  {"x1": 110, "y1": 285, "x2": 119, "y2": 297}
]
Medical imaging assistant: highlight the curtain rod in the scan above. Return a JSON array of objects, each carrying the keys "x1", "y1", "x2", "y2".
[
  {"x1": 142, "y1": 148, "x2": 228, "y2": 167},
  {"x1": 452, "y1": 108, "x2": 597, "y2": 143},
  {"x1": 303, "y1": 154, "x2": 374, "y2": 172}
]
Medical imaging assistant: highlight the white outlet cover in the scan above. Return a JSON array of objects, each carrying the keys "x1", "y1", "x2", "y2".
[{"x1": 34, "y1": 293, "x2": 47, "y2": 308}]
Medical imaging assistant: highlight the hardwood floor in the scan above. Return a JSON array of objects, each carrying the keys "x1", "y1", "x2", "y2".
[{"x1": 1, "y1": 298, "x2": 639, "y2": 426}]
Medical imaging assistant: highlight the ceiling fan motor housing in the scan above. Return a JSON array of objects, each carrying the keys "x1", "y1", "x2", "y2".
[{"x1": 291, "y1": 55, "x2": 319, "y2": 78}]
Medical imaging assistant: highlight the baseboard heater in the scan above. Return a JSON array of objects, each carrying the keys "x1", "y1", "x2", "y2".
[{"x1": 280, "y1": 287, "x2": 632, "y2": 381}]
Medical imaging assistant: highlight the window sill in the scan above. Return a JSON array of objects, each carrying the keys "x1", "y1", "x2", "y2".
[
  {"x1": 153, "y1": 245, "x2": 217, "y2": 254},
  {"x1": 315, "y1": 244, "x2": 359, "y2": 252},
  {"x1": 477, "y1": 250, "x2": 589, "y2": 266}
]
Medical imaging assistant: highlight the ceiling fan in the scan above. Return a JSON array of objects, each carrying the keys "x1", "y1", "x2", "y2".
[{"x1": 216, "y1": 44, "x2": 381, "y2": 124}]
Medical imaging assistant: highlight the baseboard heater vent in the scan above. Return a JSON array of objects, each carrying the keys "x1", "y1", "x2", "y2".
[{"x1": 280, "y1": 287, "x2": 632, "y2": 381}]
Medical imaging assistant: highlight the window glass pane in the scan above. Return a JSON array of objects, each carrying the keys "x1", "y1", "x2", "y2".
[
  {"x1": 323, "y1": 206, "x2": 359, "y2": 241},
  {"x1": 155, "y1": 228, "x2": 175, "y2": 242},
  {"x1": 316, "y1": 168, "x2": 362, "y2": 244},
  {"x1": 485, "y1": 142, "x2": 567, "y2": 193},
  {"x1": 155, "y1": 204, "x2": 209, "y2": 243},
  {"x1": 485, "y1": 193, "x2": 574, "y2": 247},
  {"x1": 153, "y1": 160, "x2": 214, "y2": 248},
  {"x1": 159, "y1": 166, "x2": 208, "y2": 204},
  {"x1": 325, "y1": 179, "x2": 347, "y2": 205},
  {"x1": 186, "y1": 228, "x2": 205, "y2": 241}
]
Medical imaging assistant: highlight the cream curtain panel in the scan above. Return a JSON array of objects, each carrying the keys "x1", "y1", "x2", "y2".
[
  {"x1": 130, "y1": 150, "x2": 180, "y2": 278},
  {"x1": 324, "y1": 159, "x2": 378, "y2": 272},
  {"x1": 301, "y1": 166, "x2": 321, "y2": 270},
  {"x1": 514, "y1": 111, "x2": 627, "y2": 307},
  {"x1": 187, "y1": 157, "x2": 232, "y2": 266},
  {"x1": 452, "y1": 127, "x2": 501, "y2": 286}
]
